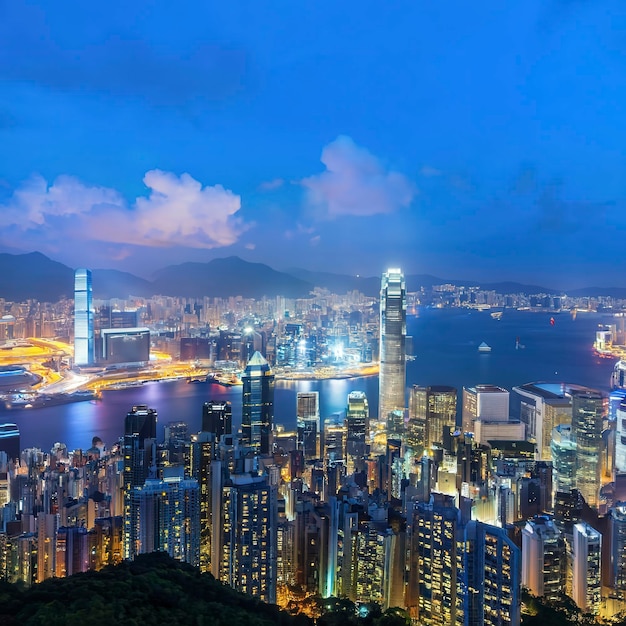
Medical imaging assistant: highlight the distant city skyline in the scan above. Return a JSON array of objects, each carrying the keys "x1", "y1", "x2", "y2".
[{"x1": 1, "y1": 2, "x2": 624, "y2": 288}]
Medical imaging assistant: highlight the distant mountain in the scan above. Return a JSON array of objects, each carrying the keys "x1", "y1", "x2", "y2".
[
  {"x1": 92, "y1": 269, "x2": 154, "y2": 299},
  {"x1": 151, "y1": 257, "x2": 313, "y2": 298},
  {"x1": 288, "y1": 268, "x2": 557, "y2": 297},
  {"x1": 0, "y1": 252, "x2": 74, "y2": 302},
  {"x1": 0, "y1": 251, "x2": 614, "y2": 302}
]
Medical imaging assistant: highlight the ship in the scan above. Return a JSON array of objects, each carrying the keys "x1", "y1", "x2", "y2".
[
  {"x1": 490, "y1": 311, "x2": 503, "y2": 320},
  {"x1": 478, "y1": 342, "x2": 492, "y2": 353}
]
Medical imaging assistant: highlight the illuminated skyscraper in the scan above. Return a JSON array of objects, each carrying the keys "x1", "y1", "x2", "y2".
[
  {"x1": 379, "y1": 269, "x2": 406, "y2": 430},
  {"x1": 570, "y1": 389, "x2": 605, "y2": 508},
  {"x1": 521, "y1": 516, "x2": 563, "y2": 601},
  {"x1": 123, "y1": 405, "x2": 157, "y2": 560},
  {"x1": 297, "y1": 391, "x2": 320, "y2": 460},
  {"x1": 572, "y1": 522, "x2": 602, "y2": 615},
  {"x1": 73, "y1": 268, "x2": 94, "y2": 366},
  {"x1": 241, "y1": 352, "x2": 274, "y2": 455},
  {"x1": 346, "y1": 391, "x2": 369, "y2": 473},
  {"x1": 217, "y1": 473, "x2": 277, "y2": 603},
  {"x1": 408, "y1": 386, "x2": 457, "y2": 454}
]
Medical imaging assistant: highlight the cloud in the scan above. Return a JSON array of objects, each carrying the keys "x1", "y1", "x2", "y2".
[
  {"x1": 301, "y1": 136, "x2": 416, "y2": 218},
  {"x1": 258, "y1": 178, "x2": 284, "y2": 191},
  {"x1": 0, "y1": 170, "x2": 248, "y2": 252}
]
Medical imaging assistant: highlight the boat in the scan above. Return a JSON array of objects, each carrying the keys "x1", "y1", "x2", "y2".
[
  {"x1": 478, "y1": 342, "x2": 492, "y2": 353},
  {"x1": 490, "y1": 311, "x2": 503, "y2": 320}
]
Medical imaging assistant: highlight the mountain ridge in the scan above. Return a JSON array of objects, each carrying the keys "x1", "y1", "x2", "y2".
[{"x1": 0, "y1": 251, "x2": 621, "y2": 302}]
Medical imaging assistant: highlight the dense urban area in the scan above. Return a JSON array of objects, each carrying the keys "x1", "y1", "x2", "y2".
[{"x1": 1, "y1": 269, "x2": 626, "y2": 625}]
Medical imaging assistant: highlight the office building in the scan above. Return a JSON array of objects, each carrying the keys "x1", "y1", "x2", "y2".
[
  {"x1": 379, "y1": 269, "x2": 406, "y2": 430},
  {"x1": 461, "y1": 521, "x2": 521, "y2": 626},
  {"x1": 570, "y1": 389, "x2": 605, "y2": 508},
  {"x1": 297, "y1": 391, "x2": 320, "y2": 460},
  {"x1": 123, "y1": 405, "x2": 158, "y2": 560},
  {"x1": 217, "y1": 473, "x2": 277, "y2": 603},
  {"x1": 571, "y1": 522, "x2": 602, "y2": 615},
  {"x1": 521, "y1": 516, "x2": 563, "y2": 601},
  {"x1": 130, "y1": 473, "x2": 200, "y2": 566},
  {"x1": 462, "y1": 385, "x2": 509, "y2": 435},
  {"x1": 551, "y1": 424, "x2": 577, "y2": 493},
  {"x1": 409, "y1": 493, "x2": 463, "y2": 625},
  {"x1": 408, "y1": 386, "x2": 457, "y2": 454},
  {"x1": 346, "y1": 391, "x2": 369, "y2": 474},
  {"x1": 73, "y1": 268, "x2": 94, "y2": 366},
  {"x1": 512, "y1": 383, "x2": 572, "y2": 461},
  {"x1": 101, "y1": 327, "x2": 150, "y2": 365},
  {"x1": 241, "y1": 352, "x2": 275, "y2": 455},
  {"x1": 202, "y1": 401, "x2": 232, "y2": 441}
]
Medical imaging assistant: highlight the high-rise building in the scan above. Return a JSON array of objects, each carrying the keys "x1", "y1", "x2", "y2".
[
  {"x1": 408, "y1": 386, "x2": 457, "y2": 454},
  {"x1": 461, "y1": 521, "x2": 521, "y2": 626},
  {"x1": 123, "y1": 405, "x2": 158, "y2": 560},
  {"x1": 297, "y1": 391, "x2": 320, "y2": 460},
  {"x1": 379, "y1": 269, "x2": 406, "y2": 430},
  {"x1": 130, "y1": 473, "x2": 200, "y2": 566},
  {"x1": 0, "y1": 423, "x2": 20, "y2": 462},
  {"x1": 202, "y1": 401, "x2": 232, "y2": 441},
  {"x1": 512, "y1": 383, "x2": 572, "y2": 461},
  {"x1": 616, "y1": 398, "x2": 626, "y2": 473},
  {"x1": 346, "y1": 391, "x2": 368, "y2": 473},
  {"x1": 217, "y1": 473, "x2": 277, "y2": 603},
  {"x1": 409, "y1": 493, "x2": 463, "y2": 625},
  {"x1": 551, "y1": 424, "x2": 577, "y2": 493},
  {"x1": 571, "y1": 522, "x2": 602, "y2": 615},
  {"x1": 521, "y1": 515, "x2": 563, "y2": 601},
  {"x1": 73, "y1": 268, "x2": 94, "y2": 366},
  {"x1": 609, "y1": 503, "x2": 626, "y2": 590},
  {"x1": 462, "y1": 385, "x2": 509, "y2": 435},
  {"x1": 570, "y1": 389, "x2": 606, "y2": 508},
  {"x1": 241, "y1": 352, "x2": 275, "y2": 455}
]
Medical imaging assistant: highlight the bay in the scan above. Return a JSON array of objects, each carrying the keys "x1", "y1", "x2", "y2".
[{"x1": 4, "y1": 309, "x2": 617, "y2": 452}]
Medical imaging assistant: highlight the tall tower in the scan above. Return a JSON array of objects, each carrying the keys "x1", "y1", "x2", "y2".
[
  {"x1": 571, "y1": 389, "x2": 605, "y2": 509},
  {"x1": 346, "y1": 391, "x2": 369, "y2": 474},
  {"x1": 73, "y1": 268, "x2": 94, "y2": 366},
  {"x1": 297, "y1": 391, "x2": 320, "y2": 460},
  {"x1": 379, "y1": 268, "x2": 406, "y2": 429},
  {"x1": 123, "y1": 405, "x2": 158, "y2": 560},
  {"x1": 241, "y1": 352, "x2": 275, "y2": 455}
]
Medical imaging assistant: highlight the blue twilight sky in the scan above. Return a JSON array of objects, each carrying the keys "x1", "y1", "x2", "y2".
[{"x1": 0, "y1": 0, "x2": 624, "y2": 288}]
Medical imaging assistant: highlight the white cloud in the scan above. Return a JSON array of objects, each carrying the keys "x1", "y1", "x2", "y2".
[
  {"x1": 258, "y1": 178, "x2": 284, "y2": 191},
  {"x1": 0, "y1": 170, "x2": 247, "y2": 251},
  {"x1": 301, "y1": 135, "x2": 416, "y2": 218}
]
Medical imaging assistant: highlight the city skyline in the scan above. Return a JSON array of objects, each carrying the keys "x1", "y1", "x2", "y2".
[{"x1": 0, "y1": 2, "x2": 624, "y2": 288}]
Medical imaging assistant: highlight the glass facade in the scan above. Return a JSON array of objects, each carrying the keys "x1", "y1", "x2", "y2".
[
  {"x1": 241, "y1": 351, "x2": 274, "y2": 455},
  {"x1": 73, "y1": 268, "x2": 94, "y2": 366},
  {"x1": 379, "y1": 269, "x2": 406, "y2": 428}
]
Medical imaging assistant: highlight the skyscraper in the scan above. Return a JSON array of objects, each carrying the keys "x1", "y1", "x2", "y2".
[
  {"x1": 570, "y1": 389, "x2": 605, "y2": 508},
  {"x1": 123, "y1": 405, "x2": 158, "y2": 560},
  {"x1": 202, "y1": 401, "x2": 232, "y2": 441},
  {"x1": 346, "y1": 391, "x2": 369, "y2": 474},
  {"x1": 521, "y1": 515, "x2": 563, "y2": 601},
  {"x1": 73, "y1": 268, "x2": 94, "y2": 366},
  {"x1": 379, "y1": 269, "x2": 406, "y2": 430},
  {"x1": 217, "y1": 473, "x2": 277, "y2": 603},
  {"x1": 571, "y1": 522, "x2": 602, "y2": 615},
  {"x1": 408, "y1": 386, "x2": 457, "y2": 454},
  {"x1": 297, "y1": 391, "x2": 320, "y2": 460},
  {"x1": 241, "y1": 352, "x2": 275, "y2": 455}
]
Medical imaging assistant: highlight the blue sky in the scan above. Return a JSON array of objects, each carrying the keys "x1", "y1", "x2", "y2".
[{"x1": 0, "y1": 0, "x2": 624, "y2": 288}]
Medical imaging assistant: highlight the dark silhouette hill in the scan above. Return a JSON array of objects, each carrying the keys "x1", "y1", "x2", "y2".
[
  {"x1": 0, "y1": 251, "x2": 615, "y2": 302},
  {"x1": 150, "y1": 257, "x2": 313, "y2": 298},
  {"x1": 0, "y1": 552, "x2": 312, "y2": 626}
]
